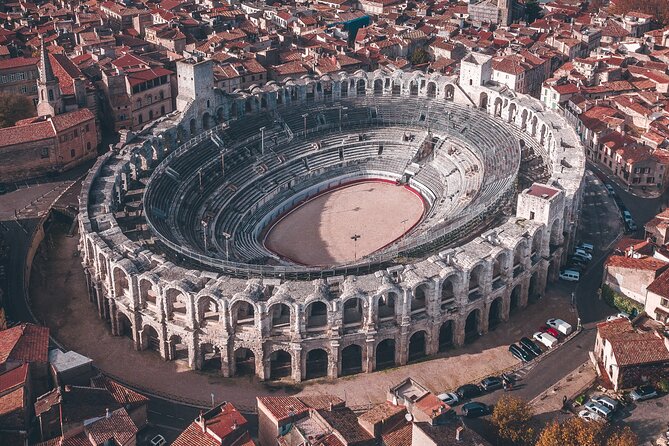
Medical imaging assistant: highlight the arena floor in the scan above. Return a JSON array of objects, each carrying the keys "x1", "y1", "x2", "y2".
[{"x1": 264, "y1": 180, "x2": 425, "y2": 266}]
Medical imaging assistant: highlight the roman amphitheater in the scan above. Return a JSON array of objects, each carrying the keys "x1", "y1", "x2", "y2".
[{"x1": 78, "y1": 55, "x2": 585, "y2": 382}]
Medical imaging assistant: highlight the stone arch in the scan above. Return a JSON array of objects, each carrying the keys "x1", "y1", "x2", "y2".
[
  {"x1": 530, "y1": 115, "x2": 538, "y2": 136},
  {"x1": 117, "y1": 311, "x2": 133, "y2": 339},
  {"x1": 342, "y1": 297, "x2": 364, "y2": 326},
  {"x1": 203, "y1": 112, "x2": 212, "y2": 130},
  {"x1": 373, "y1": 78, "x2": 383, "y2": 93},
  {"x1": 98, "y1": 252, "x2": 108, "y2": 281},
  {"x1": 168, "y1": 334, "x2": 188, "y2": 360},
  {"x1": 439, "y1": 320, "x2": 454, "y2": 351},
  {"x1": 377, "y1": 292, "x2": 398, "y2": 323},
  {"x1": 549, "y1": 218, "x2": 563, "y2": 248},
  {"x1": 409, "y1": 81, "x2": 419, "y2": 96},
  {"x1": 508, "y1": 102, "x2": 517, "y2": 123},
  {"x1": 492, "y1": 251, "x2": 509, "y2": 289},
  {"x1": 269, "y1": 349, "x2": 292, "y2": 380},
  {"x1": 164, "y1": 288, "x2": 188, "y2": 322},
  {"x1": 426, "y1": 81, "x2": 436, "y2": 98},
  {"x1": 139, "y1": 278, "x2": 158, "y2": 308},
  {"x1": 479, "y1": 92, "x2": 488, "y2": 109},
  {"x1": 305, "y1": 300, "x2": 328, "y2": 329},
  {"x1": 440, "y1": 274, "x2": 458, "y2": 310},
  {"x1": 468, "y1": 264, "x2": 485, "y2": 301},
  {"x1": 341, "y1": 343, "x2": 363, "y2": 376},
  {"x1": 464, "y1": 309, "x2": 481, "y2": 343},
  {"x1": 230, "y1": 299, "x2": 256, "y2": 328},
  {"x1": 540, "y1": 123, "x2": 546, "y2": 145},
  {"x1": 356, "y1": 78, "x2": 366, "y2": 95},
  {"x1": 513, "y1": 240, "x2": 527, "y2": 277},
  {"x1": 233, "y1": 347, "x2": 255, "y2": 376},
  {"x1": 112, "y1": 266, "x2": 130, "y2": 298},
  {"x1": 529, "y1": 271, "x2": 540, "y2": 303},
  {"x1": 260, "y1": 95, "x2": 268, "y2": 109},
  {"x1": 493, "y1": 97, "x2": 503, "y2": 117},
  {"x1": 520, "y1": 109, "x2": 528, "y2": 130},
  {"x1": 531, "y1": 229, "x2": 544, "y2": 261},
  {"x1": 408, "y1": 330, "x2": 427, "y2": 362},
  {"x1": 201, "y1": 343, "x2": 221, "y2": 372},
  {"x1": 488, "y1": 297, "x2": 503, "y2": 330},
  {"x1": 269, "y1": 302, "x2": 291, "y2": 332},
  {"x1": 341, "y1": 80, "x2": 349, "y2": 96},
  {"x1": 510, "y1": 284, "x2": 522, "y2": 314},
  {"x1": 445, "y1": 84, "x2": 454, "y2": 101},
  {"x1": 411, "y1": 283, "x2": 428, "y2": 315},
  {"x1": 197, "y1": 295, "x2": 219, "y2": 326},
  {"x1": 216, "y1": 107, "x2": 225, "y2": 123},
  {"x1": 392, "y1": 80, "x2": 401, "y2": 95},
  {"x1": 276, "y1": 89, "x2": 284, "y2": 105},
  {"x1": 376, "y1": 338, "x2": 396, "y2": 370},
  {"x1": 141, "y1": 325, "x2": 160, "y2": 352},
  {"x1": 305, "y1": 348, "x2": 328, "y2": 380},
  {"x1": 189, "y1": 118, "x2": 196, "y2": 136}
]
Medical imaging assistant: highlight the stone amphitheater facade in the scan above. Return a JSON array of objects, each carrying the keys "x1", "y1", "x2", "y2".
[{"x1": 78, "y1": 60, "x2": 585, "y2": 382}]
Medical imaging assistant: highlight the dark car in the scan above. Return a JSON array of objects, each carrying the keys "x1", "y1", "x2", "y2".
[
  {"x1": 480, "y1": 376, "x2": 503, "y2": 392},
  {"x1": 519, "y1": 343, "x2": 538, "y2": 360},
  {"x1": 509, "y1": 344, "x2": 531, "y2": 362},
  {"x1": 520, "y1": 337, "x2": 542, "y2": 356},
  {"x1": 456, "y1": 383, "x2": 482, "y2": 399},
  {"x1": 461, "y1": 402, "x2": 490, "y2": 418}
]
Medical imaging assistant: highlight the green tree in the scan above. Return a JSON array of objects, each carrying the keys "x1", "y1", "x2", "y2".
[
  {"x1": 536, "y1": 418, "x2": 603, "y2": 446},
  {"x1": 525, "y1": 0, "x2": 543, "y2": 23},
  {"x1": 610, "y1": 0, "x2": 669, "y2": 26},
  {"x1": 0, "y1": 93, "x2": 35, "y2": 128},
  {"x1": 606, "y1": 426, "x2": 637, "y2": 446},
  {"x1": 410, "y1": 47, "x2": 430, "y2": 66},
  {"x1": 491, "y1": 395, "x2": 535, "y2": 445}
]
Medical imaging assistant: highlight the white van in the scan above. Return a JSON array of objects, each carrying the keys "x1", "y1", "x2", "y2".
[
  {"x1": 584, "y1": 400, "x2": 612, "y2": 419},
  {"x1": 546, "y1": 318, "x2": 573, "y2": 336},
  {"x1": 559, "y1": 270, "x2": 580, "y2": 282},
  {"x1": 533, "y1": 331, "x2": 558, "y2": 349}
]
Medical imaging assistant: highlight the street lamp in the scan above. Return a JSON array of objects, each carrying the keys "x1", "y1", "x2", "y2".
[
  {"x1": 302, "y1": 113, "x2": 308, "y2": 137},
  {"x1": 222, "y1": 232, "x2": 231, "y2": 262},
  {"x1": 351, "y1": 234, "x2": 361, "y2": 261},
  {"x1": 201, "y1": 218, "x2": 209, "y2": 252},
  {"x1": 260, "y1": 126, "x2": 266, "y2": 155}
]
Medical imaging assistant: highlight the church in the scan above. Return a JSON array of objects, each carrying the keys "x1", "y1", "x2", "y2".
[{"x1": 0, "y1": 41, "x2": 99, "y2": 183}]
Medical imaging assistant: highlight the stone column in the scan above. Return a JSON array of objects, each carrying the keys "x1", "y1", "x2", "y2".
[
  {"x1": 109, "y1": 301, "x2": 119, "y2": 335},
  {"x1": 291, "y1": 344, "x2": 302, "y2": 382},
  {"x1": 220, "y1": 339, "x2": 231, "y2": 377},
  {"x1": 365, "y1": 337, "x2": 375, "y2": 373},
  {"x1": 480, "y1": 304, "x2": 490, "y2": 335},
  {"x1": 187, "y1": 336, "x2": 196, "y2": 369},
  {"x1": 453, "y1": 317, "x2": 466, "y2": 348},
  {"x1": 329, "y1": 341, "x2": 340, "y2": 379},
  {"x1": 427, "y1": 322, "x2": 440, "y2": 355},
  {"x1": 95, "y1": 283, "x2": 105, "y2": 319}
]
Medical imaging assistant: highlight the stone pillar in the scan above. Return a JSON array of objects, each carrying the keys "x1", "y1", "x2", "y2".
[
  {"x1": 453, "y1": 317, "x2": 466, "y2": 348},
  {"x1": 427, "y1": 322, "x2": 440, "y2": 355},
  {"x1": 158, "y1": 326, "x2": 168, "y2": 360},
  {"x1": 187, "y1": 336, "x2": 196, "y2": 369},
  {"x1": 257, "y1": 349, "x2": 267, "y2": 381},
  {"x1": 95, "y1": 283, "x2": 105, "y2": 319},
  {"x1": 365, "y1": 337, "x2": 375, "y2": 373},
  {"x1": 480, "y1": 304, "x2": 490, "y2": 335},
  {"x1": 291, "y1": 345, "x2": 302, "y2": 382},
  {"x1": 109, "y1": 301, "x2": 119, "y2": 335},
  {"x1": 501, "y1": 294, "x2": 511, "y2": 322},
  {"x1": 329, "y1": 341, "x2": 340, "y2": 379}
]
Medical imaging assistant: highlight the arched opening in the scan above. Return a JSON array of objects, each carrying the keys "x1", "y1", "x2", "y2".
[
  {"x1": 465, "y1": 309, "x2": 480, "y2": 343},
  {"x1": 520, "y1": 109, "x2": 528, "y2": 131},
  {"x1": 530, "y1": 116, "x2": 538, "y2": 136},
  {"x1": 139, "y1": 279, "x2": 157, "y2": 308},
  {"x1": 392, "y1": 81, "x2": 401, "y2": 95},
  {"x1": 408, "y1": 331, "x2": 427, "y2": 362},
  {"x1": 290, "y1": 87, "x2": 298, "y2": 101},
  {"x1": 306, "y1": 301, "x2": 327, "y2": 329},
  {"x1": 494, "y1": 97, "x2": 503, "y2": 117},
  {"x1": 230, "y1": 101, "x2": 238, "y2": 119},
  {"x1": 439, "y1": 320, "x2": 453, "y2": 351},
  {"x1": 409, "y1": 81, "x2": 418, "y2": 96},
  {"x1": 169, "y1": 335, "x2": 188, "y2": 361},
  {"x1": 216, "y1": 107, "x2": 224, "y2": 123},
  {"x1": 508, "y1": 102, "x2": 517, "y2": 123},
  {"x1": 198, "y1": 296, "x2": 219, "y2": 326},
  {"x1": 492, "y1": 253, "x2": 508, "y2": 289},
  {"x1": 201, "y1": 343, "x2": 221, "y2": 372},
  {"x1": 479, "y1": 92, "x2": 488, "y2": 109},
  {"x1": 510, "y1": 285, "x2": 521, "y2": 314},
  {"x1": 549, "y1": 218, "x2": 562, "y2": 252},
  {"x1": 341, "y1": 344, "x2": 362, "y2": 376},
  {"x1": 305, "y1": 83, "x2": 315, "y2": 100},
  {"x1": 531, "y1": 231, "x2": 543, "y2": 264},
  {"x1": 270, "y1": 303, "x2": 291, "y2": 332},
  {"x1": 356, "y1": 79, "x2": 366, "y2": 95},
  {"x1": 166, "y1": 289, "x2": 187, "y2": 321},
  {"x1": 426, "y1": 82, "x2": 436, "y2": 98},
  {"x1": 340, "y1": 81, "x2": 349, "y2": 96},
  {"x1": 113, "y1": 268, "x2": 129, "y2": 297},
  {"x1": 245, "y1": 98, "x2": 253, "y2": 113},
  {"x1": 441, "y1": 276, "x2": 456, "y2": 310},
  {"x1": 232, "y1": 301, "x2": 255, "y2": 328},
  {"x1": 261, "y1": 95, "x2": 267, "y2": 109},
  {"x1": 540, "y1": 124, "x2": 546, "y2": 145},
  {"x1": 269, "y1": 350, "x2": 292, "y2": 380},
  {"x1": 411, "y1": 284, "x2": 428, "y2": 316},
  {"x1": 305, "y1": 349, "x2": 328, "y2": 380},
  {"x1": 189, "y1": 118, "x2": 196, "y2": 136},
  {"x1": 343, "y1": 298, "x2": 363, "y2": 326},
  {"x1": 529, "y1": 272, "x2": 540, "y2": 303},
  {"x1": 142, "y1": 325, "x2": 160, "y2": 352},
  {"x1": 488, "y1": 298, "x2": 502, "y2": 330},
  {"x1": 468, "y1": 265, "x2": 484, "y2": 301},
  {"x1": 98, "y1": 253, "x2": 107, "y2": 280},
  {"x1": 234, "y1": 347, "x2": 255, "y2": 376},
  {"x1": 378, "y1": 293, "x2": 397, "y2": 322},
  {"x1": 513, "y1": 242, "x2": 526, "y2": 277},
  {"x1": 373, "y1": 79, "x2": 383, "y2": 93},
  {"x1": 117, "y1": 312, "x2": 133, "y2": 339},
  {"x1": 445, "y1": 84, "x2": 454, "y2": 101},
  {"x1": 276, "y1": 90, "x2": 284, "y2": 105},
  {"x1": 376, "y1": 339, "x2": 396, "y2": 370}
]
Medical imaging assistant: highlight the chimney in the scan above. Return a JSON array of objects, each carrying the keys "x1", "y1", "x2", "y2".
[{"x1": 456, "y1": 426, "x2": 464, "y2": 441}]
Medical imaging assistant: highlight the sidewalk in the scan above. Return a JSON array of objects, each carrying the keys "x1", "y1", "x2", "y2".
[
  {"x1": 31, "y1": 223, "x2": 579, "y2": 409},
  {"x1": 587, "y1": 162, "x2": 665, "y2": 200},
  {"x1": 529, "y1": 361, "x2": 596, "y2": 415}
]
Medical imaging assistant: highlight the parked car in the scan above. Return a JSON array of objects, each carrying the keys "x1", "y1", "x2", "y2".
[
  {"x1": 574, "y1": 248, "x2": 592, "y2": 261},
  {"x1": 509, "y1": 344, "x2": 532, "y2": 362},
  {"x1": 571, "y1": 253, "x2": 591, "y2": 263},
  {"x1": 629, "y1": 385, "x2": 658, "y2": 401},
  {"x1": 539, "y1": 325, "x2": 560, "y2": 338},
  {"x1": 565, "y1": 263, "x2": 584, "y2": 273},
  {"x1": 605, "y1": 184, "x2": 615, "y2": 196},
  {"x1": 437, "y1": 392, "x2": 460, "y2": 406},
  {"x1": 461, "y1": 401, "x2": 490, "y2": 418},
  {"x1": 626, "y1": 220, "x2": 638, "y2": 232},
  {"x1": 591, "y1": 395, "x2": 619, "y2": 412},
  {"x1": 546, "y1": 318, "x2": 573, "y2": 336},
  {"x1": 559, "y1": 269, "x2": 580, "y2": 282},
  {"x1": 622, "y1": 210, "x2": 632, "y2": 221},
  {"x1": 519, "y1": 343, "x2": 538, "y2": 360},
  {"x1": 533, "y1": 331, "x2": 558, "y2": 349},
  {"x1": 150, "y1": 435, "x2": 167, "y2": 446},
  {"x1": 480, "y1": 376, "x2": 503, "y2": 392},
  {"x1": 456, "y1": 384, "x2": 482, "y2": 399},
  {"x1": 577, "y1": 242, "x2": 594, "y2": 253},
  {"x1": 606, "y1": 312, "x2": 630, "y2": 322},
  {"x1": 578, "y1": 409, "x2": 605, "y2": 423},
  {"x1": 583, "y1": 400, "x2": 612, "y2": 419},
  {"x1": 519, "y1": 337, "x2": 542, "y2": 356}
]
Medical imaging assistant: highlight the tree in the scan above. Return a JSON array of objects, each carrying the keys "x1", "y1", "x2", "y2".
[
  {"x1": 525, "y1": 0, "x2": 543, "y2": 23},
  {"x1": 606, "y1": 427, "x2": 637, "y2": 446},
  {"x1": 0, "y1": 93, "x2": 35, "y2": 128},
  {"x1": 410, "y1": 47, "x2": 430, "y2": 66},
  {"x1": 536, "y1": 418, "x2": 603, "y2": 446},
  {"x1": 491, "y1": 395, "x2": 535, "y2": 445},
  {"x1": 609, "y1": 0, "x2": 669, "y2": 27}
]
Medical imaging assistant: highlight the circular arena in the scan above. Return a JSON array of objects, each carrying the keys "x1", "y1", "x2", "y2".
[{"x1": 79, "y1": 64, "x2": 585, "y2": 382}]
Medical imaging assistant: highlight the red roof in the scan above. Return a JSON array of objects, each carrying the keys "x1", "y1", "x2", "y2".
[
  {"x1": 173, "y1": 402, "x2": 250, "y2": 446},
  {"x1": 525, "y1": 184, "x2": 559, "y2": 199},
  {"x1": 0, "y1": 364, "x2": 29, "y2": 393},
  {"x1": 648, "y1": 268, "x2": 669, "y2": 298},
  {"x1": 0, "y1": 323, "x2": 49, "y2": 366},
  {"x1": 126, "y1": 67, "x2": 172, "y2": 87},
  {"x1": 257, "y1": 396, "x2": 309, "y2": 422},
  {"x1": 0, "y1": 57, "x2": 38, "y2": 70}
]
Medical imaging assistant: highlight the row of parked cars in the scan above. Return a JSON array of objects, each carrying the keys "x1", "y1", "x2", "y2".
[
  {"x1": 559, "y1": 242, "x2": 594, "y2": 282},
  {"x1": 578, "y1": 394, "x2": 620, "y2": 423},
  {"x1": 605, "y1": 183, "x2": 639, "y2": 233},
  {"x1": 508, "y1": 318, "x2": 573, "y2": 362},
  {"x1": 438, "y1": 373, "x2": 518, "y2": 417}
]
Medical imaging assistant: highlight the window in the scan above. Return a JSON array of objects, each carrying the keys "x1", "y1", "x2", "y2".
[
  {"x1": 159, "y1": 91, "x2": 164, "y2": 100},
  {"x1": 661, "y1": 298, "x2": 669, "y2": 308},
  {"x1": 138, "y1": 114, "x2": 143, "y2": 124},
  {"x1": 48, "y1": 89, "x2": 54, "y2": 101},
  {"x1": 74, "y1": 130, "x2": 78, "y2": 137},
  {"x1": 70, "y1": 149, "x2": 76, "y2": 158},
  {"x1": 160, "y1": 105, "x2": 165, "y2": 115},
  {"x1": 529, "y1": 211, "x2": 535, "y2": 220},
  {"x1": 87, "y1": 142, "x2": 91, "y2": 151},
  {"x1": 40, "y1": 147, "x2": 49, "y2": 158},
  {"x1": 149, "y1": 110, "x2": 153, "y2": 120},
  {"x1": 85, "y1": 124, "x2": 90, "y2": 132}
]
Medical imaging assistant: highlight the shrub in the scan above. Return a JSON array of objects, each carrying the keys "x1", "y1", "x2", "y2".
[
  {"x1": 601, "y1": 285, "x2": 643, "y2": 316},
  {"x1": 656, "y1": 378, "x2": 669, "y2": 393}
]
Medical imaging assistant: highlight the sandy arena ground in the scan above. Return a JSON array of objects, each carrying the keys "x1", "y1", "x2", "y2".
[{"x1": 264, "y1": 181, "x2": 424, "y2": 265}]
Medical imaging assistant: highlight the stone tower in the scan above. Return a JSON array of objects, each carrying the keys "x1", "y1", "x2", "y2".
[{"x1": 36, "y1": 39, "x2": 63, "y2": 118}]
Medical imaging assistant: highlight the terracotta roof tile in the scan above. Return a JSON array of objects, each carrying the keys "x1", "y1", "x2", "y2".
[
  {"x1": 0, "y1": 364, "x2": 29, "y2": 393},
  {"x1": 257, "y1": 396, "x2": 308, "y2": 422},
  {"x1": 381, "y1": 420, "x2": 412, "y2": 446},
  {"x1": 0, "y1": 323, "x2": 49, "y2": 365},
  {"x1": 648, "y1": 268, "x2": 669, "y2": 298}
]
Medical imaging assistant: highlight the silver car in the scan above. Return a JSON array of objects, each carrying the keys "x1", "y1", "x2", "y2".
[{"x1": 591, "y1": 395, "x2": 618, "y2": 412}]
